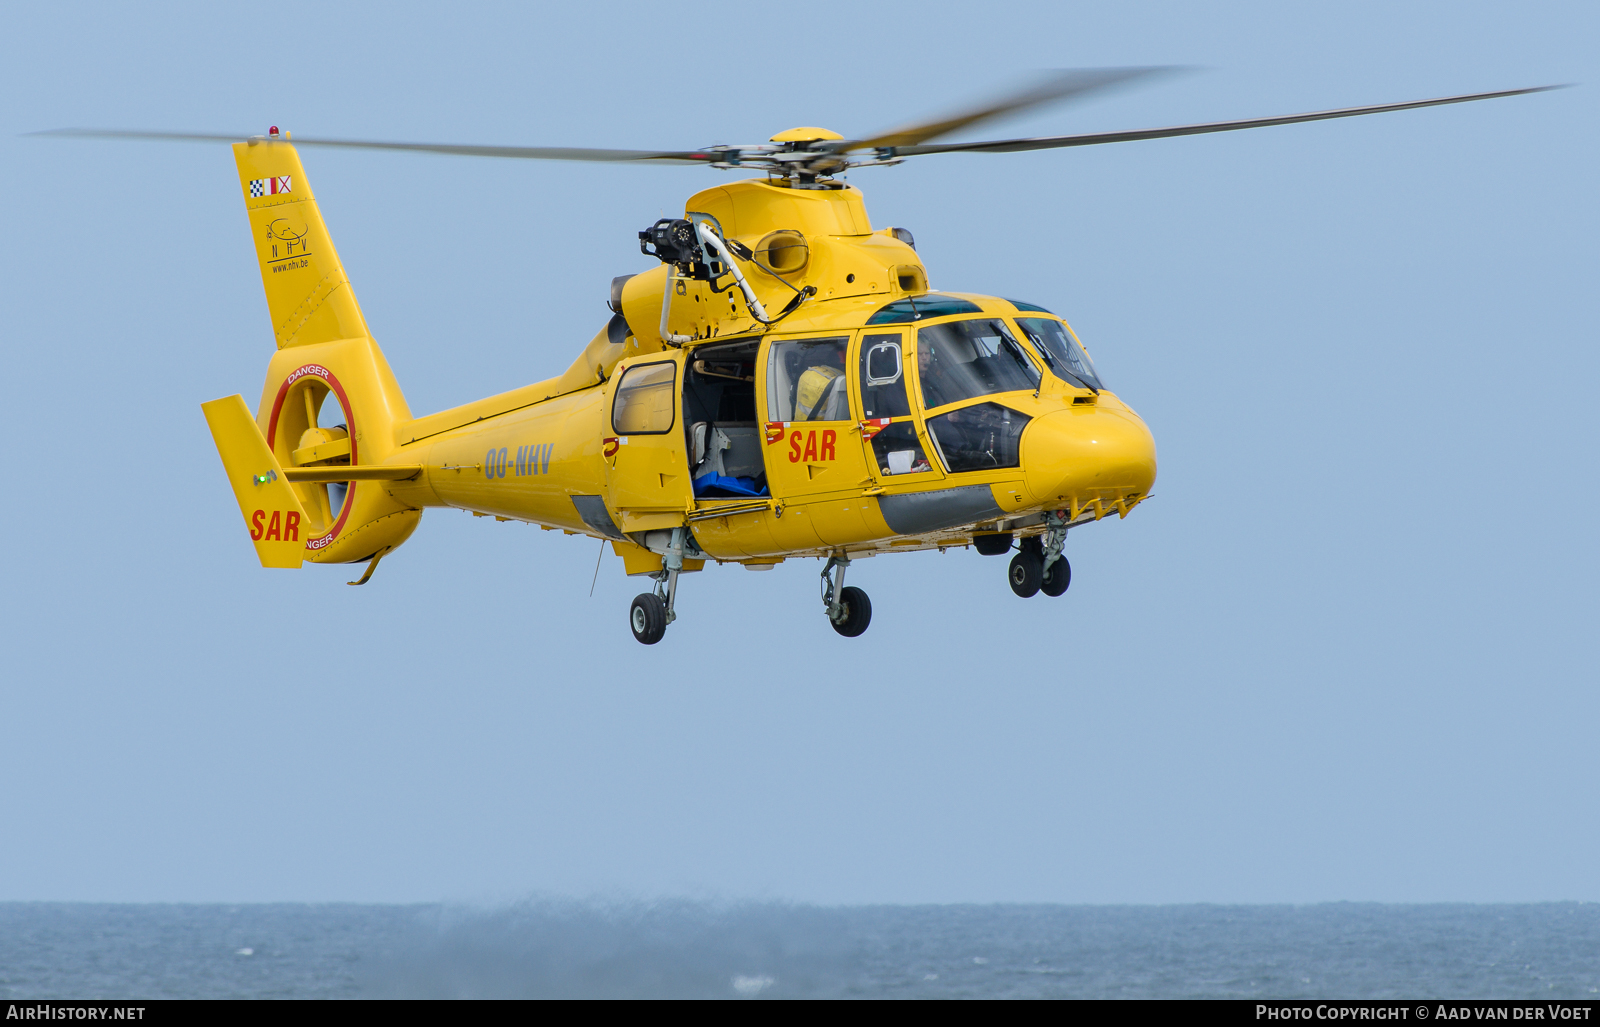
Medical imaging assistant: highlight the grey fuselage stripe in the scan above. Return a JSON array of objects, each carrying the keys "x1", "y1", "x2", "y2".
[
  {"x1": 876, "y1": 484, "x2": 1003, "y2": 536},
  {"x1": 570, "y1": 495, "x2": 626, "y2": 540}
]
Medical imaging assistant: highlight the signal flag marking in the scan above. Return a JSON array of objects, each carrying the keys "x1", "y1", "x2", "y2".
[{"x1": 248, "y1": 176, "x2": 293, "y2": 198}]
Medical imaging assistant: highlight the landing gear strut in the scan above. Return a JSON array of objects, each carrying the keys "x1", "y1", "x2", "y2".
[
  {"x1": 1008, "y1": 511, "x2": 1071, "y2": 599},
  {"x1": 1039, "y1": 510, "x2": 1071, "y2": 597},
  {"x1": 629, "y1": 526, "x2": 687, "y2": 645},
  {"x1": 821, "y1": 553, "x2": 871, "y2": 637}
]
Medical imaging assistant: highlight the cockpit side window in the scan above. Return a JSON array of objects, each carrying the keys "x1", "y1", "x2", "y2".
[
  {"x1": 916, "y1": 319, "x2": 1040, "y2": 411},
  {"x1": 1014, "y1": 317, "x2": 1103, "y2": 392},
  {"x1": 925, "y1": 402, "x2": 1031, "y2": 472},
  {"x1": 858, "y1": 333, "x2": 911, "y2": 420},
  {"x1": 767, "y1": 337, "x2": 851, "y2": 422}
]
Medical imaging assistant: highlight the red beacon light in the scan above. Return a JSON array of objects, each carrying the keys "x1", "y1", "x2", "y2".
[{"x1": 268, "y1": 126, "x2": 280, "y2": 137}]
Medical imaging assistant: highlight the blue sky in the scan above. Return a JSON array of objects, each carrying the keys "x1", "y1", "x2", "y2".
[{"x1": 1, "y1": 1, "x2": 1594, "y2": 904}]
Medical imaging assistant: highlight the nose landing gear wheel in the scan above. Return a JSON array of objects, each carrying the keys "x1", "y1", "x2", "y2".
[
  {"x1": 1041, "y1": 557, "x2": 1071, "y2": 597},
  {"x1": 1009, "y1": 550, "x2": 1043, "y2": 597},
  {"x1": 831, "y1": 585, "x2": 872, "y2": 637},
  {"x1": 629, "y1": 593, "x2": 667, "y2": 644}
]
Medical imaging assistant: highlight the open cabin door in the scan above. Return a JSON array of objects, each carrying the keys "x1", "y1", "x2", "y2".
[
  {"x1": 604, "y1": 355, "x2": 693, "y2": 517},
  {"x1": 681, "y1": 340, "x2": 766, "y2": 501}
]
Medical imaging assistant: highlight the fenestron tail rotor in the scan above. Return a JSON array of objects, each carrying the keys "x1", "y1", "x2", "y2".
[{"x1": 34, "y1": 73, "x2": 1564, "y2": 182}]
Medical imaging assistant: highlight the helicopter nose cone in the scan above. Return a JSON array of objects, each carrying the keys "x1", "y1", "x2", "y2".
[{"x1": 1021, "y1": 398, "x2": 1157, "y2": 510}]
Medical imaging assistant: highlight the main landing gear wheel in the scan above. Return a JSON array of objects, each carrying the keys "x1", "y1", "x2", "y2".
[
  {"x1": 630, "y1": 593, "x2": 667, "y2": 645},
  {"x1": 831, "y1": 586, "x2": 872, "y2": 637},
  {"x1": 628, "y1": 526, "x2": 690, "y2": 645},
  {"x1": 1041, "y1": 556, "x2": 1071, "y2": 597},
  {"x1": 821, "y1": 553, "x2": 871, "y2": 638},
  {"x1": 1009, "y1": 550, "x2": 1043, "y2": 598}
]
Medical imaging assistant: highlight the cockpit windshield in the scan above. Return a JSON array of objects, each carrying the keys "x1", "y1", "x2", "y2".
[
  {"x1": 1014, "y1": 317, "x2": 1103, "y2": 392},
  {"x1": 916, "y1": 318, "x2": 1040, "y2": 411}
]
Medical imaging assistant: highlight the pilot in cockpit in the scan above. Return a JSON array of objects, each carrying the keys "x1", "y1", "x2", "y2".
[{"x1": 917, "y1": 340, "x2": 963, "y2": 414}]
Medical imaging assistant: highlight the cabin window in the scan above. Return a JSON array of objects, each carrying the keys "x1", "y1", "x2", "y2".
[
  {"x1": 925, "y1": 402, "x2": 1031, "y2": 473},
  {"x1": 767, "y1": 337, "x2": 851, "y2": 422},
  {"x1": 1014, "y1": 317, "x2": 1103, "y2": 391},
  {"x1": 611, "y1": 361, "x2": 677, "y2": 434},
  {"x1": 915, "y1": 318, "x2": 1040, "y2": 410}
]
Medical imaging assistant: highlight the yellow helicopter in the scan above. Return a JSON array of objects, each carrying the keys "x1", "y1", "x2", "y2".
[{"x1": 51, "y1": 71, "x2": 1553, "y2": 643}]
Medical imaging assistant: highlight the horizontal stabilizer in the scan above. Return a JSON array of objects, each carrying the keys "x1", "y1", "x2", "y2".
[
  {"x1": 201, "y1": 395, "x2": 307, "y2": 568},
  {"x1": 283, "y1": 465, "x2": 422, "y2": 483}
]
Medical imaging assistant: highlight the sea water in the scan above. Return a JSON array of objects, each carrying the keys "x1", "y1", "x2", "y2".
[{"x1": 1, "y1": 902, "x2": 1596, "y2": 999}]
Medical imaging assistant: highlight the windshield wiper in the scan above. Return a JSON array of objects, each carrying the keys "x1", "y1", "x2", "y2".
[{"x1": 1038, "y1": 350, "x2": 1095, "y2": 392}]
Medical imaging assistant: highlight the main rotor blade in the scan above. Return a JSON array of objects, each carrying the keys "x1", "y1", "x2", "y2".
[
  {"x1": 843, "y1": 67, "x2": 1176, "y2": 152},
  {"x1": 32, "y1": 128, "x2": 720, "y2": 164},
  {"x1": 888, "y1": 85, "x2": 1565, "y2": 157}
]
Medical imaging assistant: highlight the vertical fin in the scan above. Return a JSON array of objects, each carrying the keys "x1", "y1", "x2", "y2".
[
  {"x1": 202, "y1": 394, "x2": 308, "y2": 568},
  {"x1": 233, "y1": 139, "x2": 369, "y2": 348}
]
